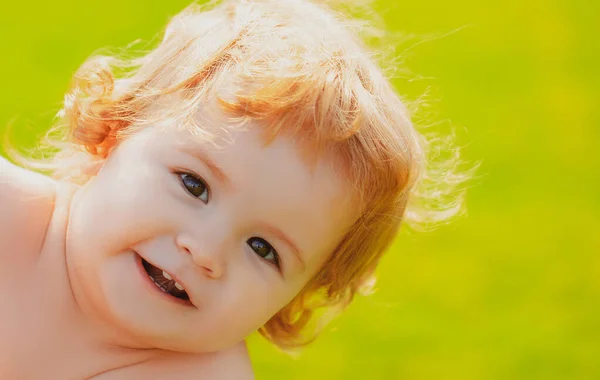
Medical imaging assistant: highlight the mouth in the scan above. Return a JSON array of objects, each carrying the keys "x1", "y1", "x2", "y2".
[{"x1": 140, "y1": 257, "x2": 192, "y2": 305}]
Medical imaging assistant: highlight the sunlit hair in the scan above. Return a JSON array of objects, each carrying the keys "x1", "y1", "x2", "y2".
[{"x1": 8, "y1": 0, "x2": 470, "y2": 349}]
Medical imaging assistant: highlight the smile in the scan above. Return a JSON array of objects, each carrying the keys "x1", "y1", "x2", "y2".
[{"x1": 139, "y1": 256, "x2": 192, "y2": 305}]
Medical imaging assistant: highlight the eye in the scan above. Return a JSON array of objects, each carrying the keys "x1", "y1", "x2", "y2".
[
  {"x1": 247, "y1": 237, "x2": 280, "y2": 269},
  {"x1": 178, "y1": 172, "x2": 209, "y2": 203}
]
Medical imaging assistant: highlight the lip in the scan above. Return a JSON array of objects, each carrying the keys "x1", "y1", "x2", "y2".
[{"x1": 134, "y1": 251, "x2": 197, "y2": 308}]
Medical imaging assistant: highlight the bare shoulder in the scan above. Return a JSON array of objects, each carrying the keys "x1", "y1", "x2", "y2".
[
  {"x1": 0, "y1": 156, "x2": 56, "y2": 260},
  {"x1": 144, "y1": 343, "x2": 254, "y2": 380}
]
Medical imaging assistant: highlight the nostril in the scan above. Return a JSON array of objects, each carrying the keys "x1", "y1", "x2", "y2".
[
  {"x1": 176, "y1": 235, "x2": 193, "y2": 256},
  {"x1": 197, "y1": 258, "x2": 221, "y2": 279},
  {"x1": 175, "y1": 234, "x2": 222, "y2": 279}
]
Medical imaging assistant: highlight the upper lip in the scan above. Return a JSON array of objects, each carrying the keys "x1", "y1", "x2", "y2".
[{"x1": 136, "y1": 251, "x2": 198, "y2": 308}]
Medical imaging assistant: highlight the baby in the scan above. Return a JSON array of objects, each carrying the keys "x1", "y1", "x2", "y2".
[{"x1": 0, "y1": 0, "x2": 464, "y2": 378}]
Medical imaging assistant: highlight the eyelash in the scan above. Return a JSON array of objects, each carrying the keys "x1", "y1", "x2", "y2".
[
  {"x1": 247, "y1": 237, "x2": 281, "y2": 270},
  {"x1": 176, "y1": 172, "x2": 282, "y2": 271},
  {"x1": 177, "y1": 172, "x2": 210, "y2": 203}
]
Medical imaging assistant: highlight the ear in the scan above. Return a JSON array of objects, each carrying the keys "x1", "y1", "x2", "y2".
[{"x1": 81, "y1": 159, "x2": 104, "y2": 177}]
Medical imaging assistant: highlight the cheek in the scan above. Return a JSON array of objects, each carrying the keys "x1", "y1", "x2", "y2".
[
  {"x1": 215, "y1": 293, "x2": 288, "y2": 341},
  {"x1": 71, "y1": 168, "x2": 179, "y2": 253},
  {"x1": 241, "y1": 280, "x2": 305, "y2": 324},
  {"x1": 211, "y1": 267, "x2": 293, "y2": 327}
]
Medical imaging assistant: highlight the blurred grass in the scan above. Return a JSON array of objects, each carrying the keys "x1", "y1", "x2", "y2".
[{"x1": 1, "y1": 0, "x2": 598, "y2": 379}]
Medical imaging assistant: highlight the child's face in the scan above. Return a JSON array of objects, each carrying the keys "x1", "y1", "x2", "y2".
[{"x1": 65, "y1": 117, "x2": 356, "y2": 353}]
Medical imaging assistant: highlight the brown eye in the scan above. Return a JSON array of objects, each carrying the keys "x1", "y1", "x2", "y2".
[
  {"x1": 248, "y1": 237, "x2": 280, "y2": 269},
  {"x1": 178, "y1": 173, "x2": 209, "y2": 203}
]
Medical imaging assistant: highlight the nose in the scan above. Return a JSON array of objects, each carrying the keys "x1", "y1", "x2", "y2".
[{"x1": 175, "y1": 234, "x2": 223, "y2": 279}]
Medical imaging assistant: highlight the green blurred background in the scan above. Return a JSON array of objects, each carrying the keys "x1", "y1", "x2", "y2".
[{"x1": 1, "y1": 0, "x2": 598, "y2": 379}]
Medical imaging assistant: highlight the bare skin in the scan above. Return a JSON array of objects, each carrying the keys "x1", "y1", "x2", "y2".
[
  {"x1": 0, "y1": 159, "x2": 252, "y2": 379},
  {"x1": 0, "y1": 123, "x2": 356, "y2": 379}
]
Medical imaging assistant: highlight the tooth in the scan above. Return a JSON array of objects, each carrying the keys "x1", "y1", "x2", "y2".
[
  {"x1": 174, "y1": 282, "x2": 184, "y2": 291},
  {"x1": 162, "y1": 271, "x2": 173, "y2": 280}
]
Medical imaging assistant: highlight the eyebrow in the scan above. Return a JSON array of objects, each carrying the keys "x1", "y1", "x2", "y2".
[
  {"x1": 182, "y1": 147, "x2": 231, "y2": 188},
  {"x1": 261, "y1": 223, "x2": 305, "y2": 272}
]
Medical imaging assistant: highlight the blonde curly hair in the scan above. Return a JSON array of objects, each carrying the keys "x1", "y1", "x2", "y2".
[{"x1": 9, "y1": 0, "x2": 470, "y2": 349}]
